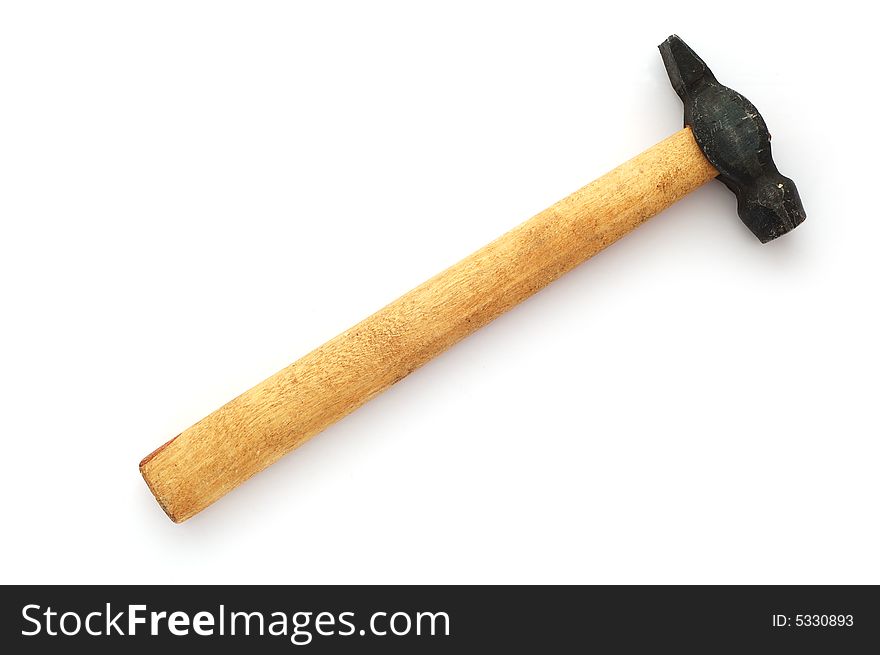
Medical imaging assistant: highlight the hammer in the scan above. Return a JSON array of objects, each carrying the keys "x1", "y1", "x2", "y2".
[{"x1": 141, "y1": 36, "x2": 805, "y2": 522}]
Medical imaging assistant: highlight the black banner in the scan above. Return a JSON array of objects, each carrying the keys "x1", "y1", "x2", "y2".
[{"x1": 2, "y1": 585, "x2": 877, "y2": 652}]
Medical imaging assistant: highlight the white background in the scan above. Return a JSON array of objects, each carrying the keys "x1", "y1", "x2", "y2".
[{"x1": 1, "y1": 1, "x2": 877, "y2": 584}]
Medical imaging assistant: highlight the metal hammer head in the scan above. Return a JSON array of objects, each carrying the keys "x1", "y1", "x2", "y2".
[{"x1": 659, "y1": 35, "x2": 806, "y2": 242}]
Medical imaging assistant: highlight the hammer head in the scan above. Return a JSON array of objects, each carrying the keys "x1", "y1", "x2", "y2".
[{"x1": 659, "y1": 35, "x2": 806, "y2": 243}]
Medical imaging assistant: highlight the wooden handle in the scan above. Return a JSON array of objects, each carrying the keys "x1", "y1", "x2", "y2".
[{"x1": 141, "y1": 127, "x2": 718, "y2": 522}]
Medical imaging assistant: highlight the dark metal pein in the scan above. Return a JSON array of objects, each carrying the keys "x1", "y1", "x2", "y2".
[{"x1": 659, "y1": 35, "x2": 805, "y2": 243}]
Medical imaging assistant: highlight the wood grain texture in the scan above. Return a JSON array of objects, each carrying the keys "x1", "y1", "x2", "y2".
[{"x1": 141, "y1": 127, "x2": 718, "y2": 522}]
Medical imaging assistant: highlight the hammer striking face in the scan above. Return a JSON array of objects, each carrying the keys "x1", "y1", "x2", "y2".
[{"x1": 140, "y1": 36, "x2": 805, "y2": 522}]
